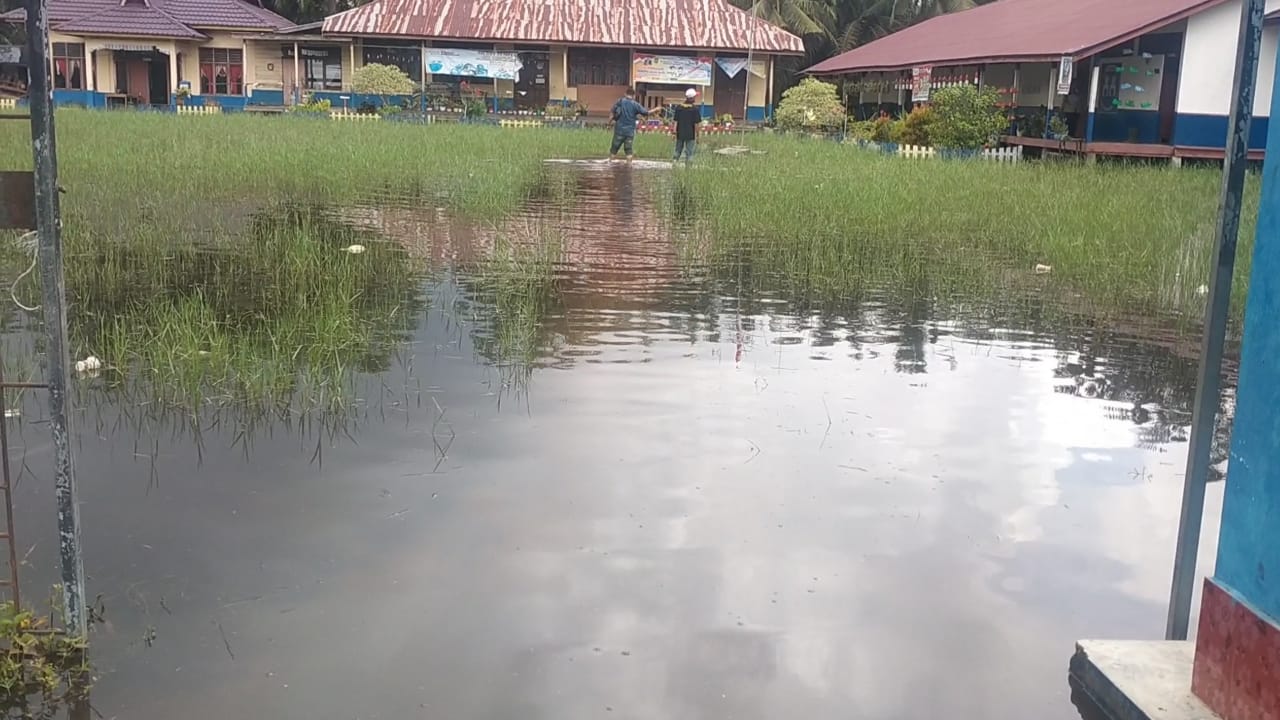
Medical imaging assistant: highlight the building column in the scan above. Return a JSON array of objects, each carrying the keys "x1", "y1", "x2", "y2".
[
  {"x1": 1044, "y1": 64, "x2": 1056, "y2": 137},
  {"x1": 1188, "y1": 40, "x2": 1280, "y2": 720},
  {"x1": 168, "y1": 41, "x2": 179, "y2": 104},
  {"x1": 1085, "y1": 64, "x2": 1099, "y2": 142},
  {"x1": 293, "y1": 41, "x2": 300, "y2": 103},
  {"x1": 420, "y1": 41, "x2": 427, "y2": 112}
]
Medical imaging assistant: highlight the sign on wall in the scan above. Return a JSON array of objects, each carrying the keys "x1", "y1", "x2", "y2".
[
  {"x1": 633, "y1": 54, "x2": 713, "y2": 86},
  {"x1": 424, "y1": 48, "x2": 522, "y2": 80},
  {"x1": 1057, "y1": 56, "x2": 1074, "y2": 95},
  {"x1": 1098, "y1": 54, "x2": 1164, "y2": 111},
  {"x1": 911, "y1": 65, "x2": 932, "y2": 102}
]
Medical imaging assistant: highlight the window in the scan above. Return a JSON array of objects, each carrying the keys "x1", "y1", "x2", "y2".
[
  {"x1": 283, "y1": 46, "x2": 342, "y2": 91},
  {"x1": 568, "y1": 47, "x2": 629, "y2": 87},
  {"x1": 198, "y1": 48, "x2": 243, "y2": 95},
  {"x1": 362, "y1": 43, "x2": 419, "y2": 79},
  {"x1": 52, "y1": 42, "x2": 85, "y2": 90}
]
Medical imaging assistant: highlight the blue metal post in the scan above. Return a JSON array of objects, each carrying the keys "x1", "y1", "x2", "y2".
[{"x1": 1165, "y1": 0, "x2": 1267, "y2": 642}]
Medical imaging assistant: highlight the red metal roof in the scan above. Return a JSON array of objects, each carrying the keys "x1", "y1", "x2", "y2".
[
  {"x1": 2, "y1": 0, "x2": 291, "y2": 32},
  {"x1": 323, "y1": 0, "x2": 806, "y2": 54},
  {"x1": 807, "y1": 0, "x2": 1231, "y2": 74}
]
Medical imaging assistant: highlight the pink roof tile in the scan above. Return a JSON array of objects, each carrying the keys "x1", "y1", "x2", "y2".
[
  {"x1": 54, "y1": 2, "x2": 208, "y2": 39},
  {"x1": 3, "y1": 0, "x2": 291, "y2": 32},
  {"x1": 324, "y1": 0, "x2": 806, "y2": 54},
  {"x1": 807, "y1": 0, "x2": 1231, "y2": 74}
]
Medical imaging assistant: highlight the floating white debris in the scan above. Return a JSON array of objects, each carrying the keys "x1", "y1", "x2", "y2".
[
  {"x1": 1034, "y1": 264, "x2": 1053, "y2": 275},
  {"x1": 344, "y1": 244, "x2": 367, "y2": 255},
  {"x1": 75, "y1": 355, "x2": 102, "y2": 375}
]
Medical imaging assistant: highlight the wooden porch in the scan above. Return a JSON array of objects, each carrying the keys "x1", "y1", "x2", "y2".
[{"x1": 1003, "y1": 135, "x2": 1265, "y2": 162}]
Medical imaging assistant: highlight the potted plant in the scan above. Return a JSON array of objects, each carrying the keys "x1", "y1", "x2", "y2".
[{"x1": 175, "y1": 85, "x2": 191, "y2": 107}]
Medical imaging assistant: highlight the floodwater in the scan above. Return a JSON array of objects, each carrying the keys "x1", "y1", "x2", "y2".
[{"x1": 8, "y1": 165, "x2": 1230, "y2": 720}]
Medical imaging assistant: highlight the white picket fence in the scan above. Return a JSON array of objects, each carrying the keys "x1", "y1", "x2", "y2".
[
  {"x1": 330, "y1": 111, "x2": 381, "y2": 121},
  {"x1": 0, "y1": 97, "x2": 16, "y2": 110},
  {"x1": 177, "y1": 105, "x2": 221, "y2": 115},
  {"x1": 888, "y1": 143, "x2": 1023, "y2": 163}
]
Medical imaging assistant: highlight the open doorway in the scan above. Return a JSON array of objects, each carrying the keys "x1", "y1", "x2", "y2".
[
  {"x1": 113, "y1": 49, "x2": 170, "y2": 106},
  {"x1": 514, "y1": 49, "x2": 549, "y2": 111}
]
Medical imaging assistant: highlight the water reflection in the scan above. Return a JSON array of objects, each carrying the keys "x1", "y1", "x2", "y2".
[{"x1": 3, "y1": 164, "x2": 1233, "y2": 720}]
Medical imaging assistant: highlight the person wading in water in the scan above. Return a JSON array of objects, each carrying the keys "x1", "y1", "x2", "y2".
[
  {"x1": 609, "y1": 87, "x2": 652, "y2": 162},
  {"x1": 671, "y1": 88, "x2": 701, "y2": 164}
]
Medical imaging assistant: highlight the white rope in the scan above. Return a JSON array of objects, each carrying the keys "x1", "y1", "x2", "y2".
[{"x1": 11, "y1": 231, "x2": 39, "y2": 313}]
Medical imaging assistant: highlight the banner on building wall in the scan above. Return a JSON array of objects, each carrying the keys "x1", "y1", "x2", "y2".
[
  {"x1": 1057, "y1": 56, "x2": 1074, "y2": 95},
  {"x1": 717, "y1": 58, "x2": 767, "y2": 79},
  {"x1": 634, "y1": 53, "x2": 713, "y2": 86},
  {"x1": 911, "y1": 65, "x2": 932, "y2": 102},
  {"x1": 0, "y1": 46, "x2": 21, "y2": 65},
  {"x1": 423, "y1": 48, "x2": 522, "y2": 80},
  {"x1": 716, "y1": 57, "x2": 748, "y2": 78}
]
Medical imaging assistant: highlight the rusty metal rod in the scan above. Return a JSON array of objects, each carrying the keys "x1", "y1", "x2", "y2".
[
  {"x1": 0, "y1": 361, "x2": 20, "y2": 612},
  {"x1": 26, "y1": 0, "x2": 87, "y2": 639}
]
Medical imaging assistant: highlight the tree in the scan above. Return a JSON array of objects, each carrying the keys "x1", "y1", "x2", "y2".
[
  {"x1": 928, "y1": 84, "x2": 1007, "y2": 149},
  {"x1": 775, "y1": 77, "x2": 845, "y2": 131},
  {"x1": 732, "y1": 0, "x2": 996, "y2": 61},
  {"x1": 258, "y1": 0, "x2": 358, "y2": 24}
]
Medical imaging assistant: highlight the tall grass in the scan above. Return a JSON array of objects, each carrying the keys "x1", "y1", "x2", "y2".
[{"x1": 679, "y1": 134, "x2": 1257, "y2": 322}]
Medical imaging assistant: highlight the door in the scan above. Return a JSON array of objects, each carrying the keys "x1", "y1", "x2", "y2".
[
  {"x1": 713, "y1": 60, "x2": 747, "y2": 119},
  {"x1": 148, "y1": 52, "x2": 170, "y2": 107},
  {"x1": 282, "y1": 59, "x2": 296, "y2": 104},
  {"x1": 514, "y1": 51, "x2": 549, "y2": 110}
]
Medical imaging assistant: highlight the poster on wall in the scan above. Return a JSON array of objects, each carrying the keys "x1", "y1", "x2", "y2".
[
  {"x1": 911, "y1": 65, "x2": 932, "y2": 102},
  {"x1": 716, "y1": 57, "x2": 748, "y2": 78},
  {"x1": 1057, "y1": 56, "x2": 1074, "y2": 95},
  {"x1": 423, "y1": 48, "x2": 522, "y2": 79},
  {"x1": 1098, "y1": 54, "x2": 1163, "y2": 111},
  {"x1": 633, "y1": 54, "x2": 713, "y2": 86}
]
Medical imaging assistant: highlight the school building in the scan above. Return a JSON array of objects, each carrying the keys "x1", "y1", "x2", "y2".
[
  {"x1": 1, "y1": 0, "x2": 804, "y2": 120},
  {"x1": 806, "y1": 0, "x2": 1280, "y2": 160}
]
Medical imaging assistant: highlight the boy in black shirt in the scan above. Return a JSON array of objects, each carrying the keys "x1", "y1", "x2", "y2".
[{"x1": 672, "y1": 88, "x2": 701, "y2": 164}]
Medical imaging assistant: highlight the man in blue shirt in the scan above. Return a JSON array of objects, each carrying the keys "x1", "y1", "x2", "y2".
[{"x1": 609, "y1": 87, "x2": 652, "y2": 162}]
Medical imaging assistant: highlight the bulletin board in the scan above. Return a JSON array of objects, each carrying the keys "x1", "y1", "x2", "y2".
[{"x1": 1097, "y1": 54, "x2": 1164, "y2": 112}]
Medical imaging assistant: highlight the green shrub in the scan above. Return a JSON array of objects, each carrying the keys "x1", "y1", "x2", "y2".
[
  {"x1": 290, "y1": 97, "x2": 331, "y2": 114},
  {"x1": 895, "y1": 105, "x2": 936, "y2": 146},
  {"x1": 351, "y1": 63, "x2": 416, "y2": 97},
  {"x1": 776, "y1": 78, "x2": 846, "y2": 132},
  {"x1": 930, "y1": 85, "x2": 1008, "y2": 150},
  {"x1": 871, "y1": 114, "x2": 895, "y2": 143}
]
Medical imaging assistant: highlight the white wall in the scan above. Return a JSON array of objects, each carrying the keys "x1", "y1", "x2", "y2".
[{"x1": 1178, "y1": 0, "x2": 1280, "y2": 116}]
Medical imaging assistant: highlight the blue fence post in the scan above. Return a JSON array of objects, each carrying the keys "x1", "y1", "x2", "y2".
[{"x1": 1165, "y1": 0, "x2": 1267, "y2": 642}]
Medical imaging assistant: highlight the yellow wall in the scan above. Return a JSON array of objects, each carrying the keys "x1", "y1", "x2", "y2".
[
  {"x1": 247, "y1": 40, "x2": 285, "y2": 91},
  {"x1": 548, "y1": 45, "x2": 576, "y2": 102},
  {"x1": 747, "y1": 58, "x2": 768, "y2": 107}
]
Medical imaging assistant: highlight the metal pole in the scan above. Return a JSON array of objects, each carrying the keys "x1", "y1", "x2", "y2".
[
  {"x1": 744, "y1": 0, "x2": 758, "y2": 122},
  {"x1": 25, "y1": 0, "x2": 87, "y2": 639},
  {"x1": 1166, "y1": 0, "x2": 1266, "y2": 642}
]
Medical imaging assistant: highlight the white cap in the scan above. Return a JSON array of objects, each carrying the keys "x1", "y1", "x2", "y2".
[{"x1": 685, "y1": 88, "x2": 697, "y2": 99}]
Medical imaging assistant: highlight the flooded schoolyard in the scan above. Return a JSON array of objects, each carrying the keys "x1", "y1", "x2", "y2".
[{"x1": 7, "y1": 160, "x2": 1229, "y2": 719}]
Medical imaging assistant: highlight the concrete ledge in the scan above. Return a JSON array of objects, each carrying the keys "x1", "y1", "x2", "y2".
[{"x1": 1069, "y1": 640, "x2": 1221, "y2": 720}]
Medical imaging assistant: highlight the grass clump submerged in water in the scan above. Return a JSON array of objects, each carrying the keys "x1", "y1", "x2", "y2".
[
  {"x1": 466, "y1": 230, "x2": 565, "y2": 372},
  {"x1": 68, "y1": 208, "x2": 423, "y2": 415}
]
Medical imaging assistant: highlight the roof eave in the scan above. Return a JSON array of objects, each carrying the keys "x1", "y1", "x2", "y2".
[
  {"x1": 322, "y1": 30, "x2": 803, "y2": 54},
  {"x1": 56, "y1": 29, "x2": 209, "y2": 41},
  {"x1": 805, "y1": 0, "x2": 1231, "y2": 78}
]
